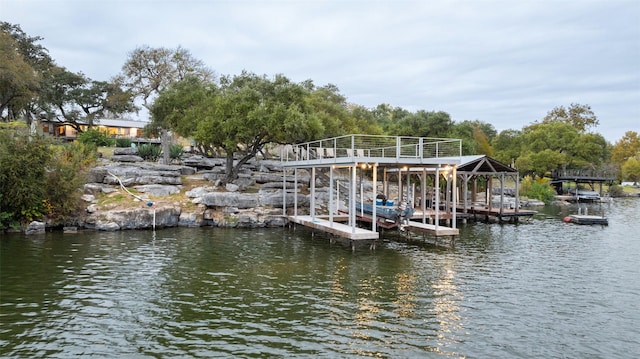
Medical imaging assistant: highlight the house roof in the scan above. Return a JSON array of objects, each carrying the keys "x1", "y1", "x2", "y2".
[{"x1": 94, "y1": 119, "x2": 149, "y2": 129}]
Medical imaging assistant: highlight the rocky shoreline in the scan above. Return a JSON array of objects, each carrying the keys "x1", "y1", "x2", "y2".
[{"x1": 26, "y1": 153, "x2": 316, "y2": 234}]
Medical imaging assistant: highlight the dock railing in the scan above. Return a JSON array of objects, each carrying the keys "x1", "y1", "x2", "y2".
[{"x1": 282, "y1": 134, "x2": 462, "y2": 163}]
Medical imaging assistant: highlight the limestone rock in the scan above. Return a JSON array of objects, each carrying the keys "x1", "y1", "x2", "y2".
[
  {"x1": 135, "y1": 184, "x2": 181, "y2": 197},
  {"x1": 200, "y1": 192, "x2": 259, "y2": 209},
  {"x1": 25, "y1": 221, "x2": 45, "y2": 234},
  {"x1": 113, "y1": 147, "x2": 139, "y2": 155},
  {"x1": 111, "y1": 155, "x2": 144, "y2": 162}
]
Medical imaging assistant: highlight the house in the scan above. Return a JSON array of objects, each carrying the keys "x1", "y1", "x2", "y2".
[{"x1": 40, "y1": 118, "x2": 149, "y2": 140}]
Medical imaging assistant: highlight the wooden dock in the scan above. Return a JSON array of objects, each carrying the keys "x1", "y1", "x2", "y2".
[
  {"x1": 458, "y1": 206, "x2": 537, "y2": 222},
  {"x1": 288, "y1": 215, "x2": 379, "y2": 240},
  {"x1": 563, "y1": 214, "x2": 608, "y2": 225},
  {"x1": 405, "y1": 221, "x2": 459, "y2": 236}
]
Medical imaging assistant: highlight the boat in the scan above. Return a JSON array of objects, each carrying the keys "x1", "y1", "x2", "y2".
[{"x1": 355, "y1": 201, "x2": 415, "y2": 222}]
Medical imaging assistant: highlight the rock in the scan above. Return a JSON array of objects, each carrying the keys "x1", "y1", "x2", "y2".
[
  {"x1": 25, "y1": 221, "x2": 45, "y2": 234},
  {"x1": 113, "y1": 147, "x2": 139, "y2": 155},
  {"x1": 84, "y1": 183, "x2": 105, "y2": 195},
  {"x1": 96, "y1": 221, "x2": 120, "y2": 231},
  {"x1": 182, "y1": 156, "x2": 225, "y2": 169},
  {"x1": 81, "y1": 194, "x2": 96, "y2": 202},
  {"x1": 200, "y1": 192, "x2": 259, "y2": 209},
  {"x1": 185, "y1": 187, "x2": 216, "y2": 198},
  {"x1": 88, "y1": 206, "x2": 181, "y2": 230},
  {"x1": 111, "y1": 155, "x2": 144, "y2": 162},
  {"x1": 260, "y1": 190, "x2": 309, "y2": 207},
  {"x1": 135, "y1": 184, "x2": 181, "y2": 197},
  {"x1": 178, "y1": 212, "x2": 205, "y2": 227},
  {"x1": 87, "y1": 204, "x2": 98, "y2": 213},
  {"x1": 225, "y1": 183, "x2": 239, "y2": 192},
  {"x1": 180, "y1": 166, "x2": 197, "y2": 175}
]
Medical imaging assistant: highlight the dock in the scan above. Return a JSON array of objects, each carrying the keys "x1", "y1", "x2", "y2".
[
  {"x1": 288, "y1": 215, "x2": 379, "y2": 240},
  {"x1": 563, "y1": 215, "x2": 608, "y2": 225},
  {"x1": 280, "y1": 134, "x2": 528, "y2": 245}
]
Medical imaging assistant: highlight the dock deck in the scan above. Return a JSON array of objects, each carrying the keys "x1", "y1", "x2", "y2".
[
  {"x1": 288, "y1": 215, "x2": 379, "y2": 240},
  {"x1": 405, "y1": 221, "x2": 459, "y2": 236}
]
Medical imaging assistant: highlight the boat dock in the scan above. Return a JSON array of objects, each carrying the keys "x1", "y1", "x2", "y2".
[{"x1": 280, "y1": 134, "x2": 528, "y2": 245}]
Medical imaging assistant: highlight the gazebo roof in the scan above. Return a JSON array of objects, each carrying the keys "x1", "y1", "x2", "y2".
[{"x1": 457, "y1": 155, "x2": 516, "y2": 174}]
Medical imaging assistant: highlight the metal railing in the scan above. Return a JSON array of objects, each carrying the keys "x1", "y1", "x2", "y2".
[{"x1": 281, "y1": 134, "x2": 462, "y2": 163}]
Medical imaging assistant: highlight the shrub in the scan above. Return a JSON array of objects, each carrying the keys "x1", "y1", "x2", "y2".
[
  {"x1": 520, "y1": 176, "x2": 556, "y2": 204},
  {"x1": 0, "y1": 134, "x2": 95, "y2": 228},
  {"x1": 169, "y1": 144, "x2": 184, "y2": 159},
  {"x1": 115, "y1": 137, "x2": 132, "y2": 148},
  {"x1": 138, "y1": 144, "x2": 162, "y2": 161},
  {"x1": 608, "y1": 184, "x2": 624, "y2": 198},
  {"x1": 77, "y1": 128, "x2": 114, "y2": 147}
]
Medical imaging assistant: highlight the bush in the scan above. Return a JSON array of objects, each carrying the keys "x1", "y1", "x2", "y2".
[
  {"x1": 169, "y1": 144, "x2": 184, "y2": 159},
  {"x1": 77, "y1": 128, "x2": 114, "y2": 147},
  {"x1": 115, "y1": 137, "x2": 132, "y2": 148},
  {"x1": 138, "y1": 144, "x2": 162, "y2": 161},
  {"x1": 608, "y1": 184, "x2": 624, "y2": 198},
  {"x1": 520, "y1": 176, "x2": 556, "y2": 204},
  {"x1": 0, "y1": 134, "x2": 95, "y2": 229}
]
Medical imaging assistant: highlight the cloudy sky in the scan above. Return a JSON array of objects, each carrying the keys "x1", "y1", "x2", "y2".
[{"x1": 3, "y1": 0, "x2": 639, "y2": 142}]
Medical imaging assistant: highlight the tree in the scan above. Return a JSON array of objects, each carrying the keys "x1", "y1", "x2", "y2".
[
  {"x1": 542, "y1": 103, "x2": 599, "y2": 132},
  {"x1": 492, "y1": 129, "x2": 523, "y2": 165},
  {"x1": 151, "y1": 72, "x2": 323, "y2": 182},
  {"x1": 621, "y1": 156, "x2": 640, "y2": 182},
  {"x1": 39, "y1": 66, "x2": 135, "y2": 131},
  {"x1": 452, "y1": 120, "x2": 496, "y2": 155},
  {"x1": 117, "y1": 45, "x2": 214, "y2": 111},
  {"x1": 611, "y1": 131, "x2": 640, "y2": 164},
  {"x1": 0, "y1": 22, "x2": 54, "y2": 123},
  {"x1": 0, "y1": 31, "x2": 40, "y2": 121}
]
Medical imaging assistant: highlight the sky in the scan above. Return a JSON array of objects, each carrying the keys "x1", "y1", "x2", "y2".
[{"x1": 2, "y1": 0, "x2": 639, "y2": 142}]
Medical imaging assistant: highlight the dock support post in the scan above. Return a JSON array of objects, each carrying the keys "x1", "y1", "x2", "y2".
[
  {"x1": 452, "y1": 165, "x2": 457, "y2": 229},
  {"x1": 435, "y1": 165, "x2": 440, "y2": 231},
  {"x1": 294, "y1": 168, "x2": 298, "y2": 217},
  {"x1": 310, "y1": 167, "x2": 316, "y2": 220},
  {"x1": 350, "y1": 165, "x2": 357, "y2": 235},
  {"x1": 329, "y1": 166, "x2": 334, "y2": 226},
  {"x1": 372, "y1": 163, "x2": 377, "y2": 233}
]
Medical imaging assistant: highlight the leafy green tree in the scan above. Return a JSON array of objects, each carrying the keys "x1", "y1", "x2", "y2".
[
  {"x1": 0, "y1": 31, "x2": 39, "y2": 121},
  {"x1": 452, "y1": 120, "x2": 496, "y2": 155},
  {"x1": 542, "y1": 103, "x2": 599, "y2": 132},
  {"x1": 39, "y1": 66, "x2": 135, "y2": 131},
  {"x1": 0, "y1": 22, "x2": 54, "y2": 123},
  {"x1": 116, "y1": 45, "x2": 214, "y2": 111},
  {"x1": 491, "y1": 129, "x2": 522, "y2": 165},
  {"x1": 621, "y1": 156, "x2": 640, "y2": 182},
  {"x1": 611, "y1": 131, "x2": 640, "y2": 164},
  {"x1": 152, "y1": 72, "x2": 324, "y2": 182}
]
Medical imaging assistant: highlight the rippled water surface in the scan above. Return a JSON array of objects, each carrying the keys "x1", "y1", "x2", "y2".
[{"x1": 2, "y1": 199, "x2": 639, "y2": 358}]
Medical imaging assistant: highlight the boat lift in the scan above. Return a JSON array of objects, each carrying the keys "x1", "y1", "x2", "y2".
[{"x1": 281, "y1": 134, "x2": 463, "y2": 242}]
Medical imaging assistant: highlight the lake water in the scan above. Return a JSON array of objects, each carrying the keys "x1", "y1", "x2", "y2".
[{"x1": 1, "y1": 198, "x2": 639, "y2": 358}]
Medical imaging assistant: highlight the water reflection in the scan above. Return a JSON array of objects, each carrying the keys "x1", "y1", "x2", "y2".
[{"x1": 2, "y1": 199, "x2": 639, "y2": 358}]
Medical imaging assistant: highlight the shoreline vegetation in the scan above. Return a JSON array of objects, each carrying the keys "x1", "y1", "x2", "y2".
[{"x1": 12, "y1": 148, "x2": 640, "y2": 235}]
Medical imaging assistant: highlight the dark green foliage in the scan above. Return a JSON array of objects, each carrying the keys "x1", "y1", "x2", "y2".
[
  {"x1": 608, "y1": 185, "x2": 624, "y2": 197},
  {"x1": 520, "y1": 176, "x2": 556, "y2": 204},
  {"x1": 0, "y1": 133, "x2": 95, "y2": 229},
  {"x1": 77, "y1": 128, "x2": 115, "y2": 147},
  {"x1": 115, "y1": 137, "x2": 132, "y2": 147},
  {"x1": 0, "y1": 133, "x2": 51, "y2": 227},
  {"x1": 138, "y1": 144, "x2": 162, "y2": 161},
  {"x1": 169, "y1": 144, "x2": 184, "y2": 159}
]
